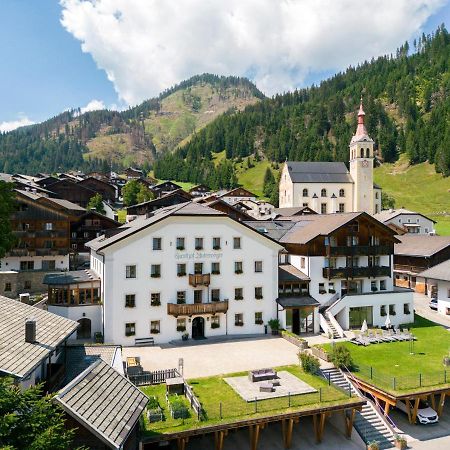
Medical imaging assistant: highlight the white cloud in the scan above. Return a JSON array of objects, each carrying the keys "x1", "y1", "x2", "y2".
[
  {"x1": 60, "y1": 0, "x2": 446, "y2": 104},
  {"x1": 0, "y1": 115, "x2": 35, "y2": 133},
  {"x1": 80, "y1": 99, "x2": 106, "y2": 113}
]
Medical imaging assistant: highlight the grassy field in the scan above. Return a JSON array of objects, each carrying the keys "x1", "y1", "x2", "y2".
[
  {"x1": 141, "y1": 365, "x2": 357, "y2": 435},
  {"x1": 324, "y1": 316, "x2": 450, "y2": 394},
  {"x1": 374, "y1": 154, "x2": 450, "y2": 235}
]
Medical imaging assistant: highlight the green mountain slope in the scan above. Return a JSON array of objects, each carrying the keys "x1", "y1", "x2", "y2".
[{"x1": 0, "y1": 74, "x2": 263, "y2": 174}]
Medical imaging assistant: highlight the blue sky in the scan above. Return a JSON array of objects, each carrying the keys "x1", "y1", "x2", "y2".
[{"x1": 0, "y1": 0, "x2": 449, "y2": 130}]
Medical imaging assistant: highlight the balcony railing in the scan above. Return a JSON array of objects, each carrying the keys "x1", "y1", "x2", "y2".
[
  {"x1": 167, "y1": 300, "x2": 228, "y2": 317},
  {"x1": 328, "y1": 244, "x2": 391, "y2": 256},
  {"x1": 394, "y1": 264, "x2": 426, "y2": 274},
  {"x1": 323, "y1": 266, "x2": 391, "y2": 279},
  {"x1": 188, "y1": 273, "x2": 211, "y2": 287}
]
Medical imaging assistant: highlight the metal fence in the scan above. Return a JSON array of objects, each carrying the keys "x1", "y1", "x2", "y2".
[{"x1": 356, "y1": 363, "x2": 450, "y2": 391}]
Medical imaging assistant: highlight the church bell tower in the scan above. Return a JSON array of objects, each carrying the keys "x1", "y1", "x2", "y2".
[{"x1": 350, "y1": 98, "x2": 374, "y2": 214}]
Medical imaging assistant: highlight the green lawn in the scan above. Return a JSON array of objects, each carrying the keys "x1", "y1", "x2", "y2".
[
  {"x1": 141, "y1": 365, "x2": 357, "y2": 436},
  {"x1": 374, "y1": 154, "x2": 450, "y2": 235},
  {"x1": 117, "y1": 209, "x2": 126, "y2": 223},
  {"x1": 324, "y1": 316, "x2": 450, "y2": 394}
]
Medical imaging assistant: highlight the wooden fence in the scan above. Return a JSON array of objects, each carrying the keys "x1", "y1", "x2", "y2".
[{"x1": 129, "y1": 368, "x2": 180, "y2": 386}]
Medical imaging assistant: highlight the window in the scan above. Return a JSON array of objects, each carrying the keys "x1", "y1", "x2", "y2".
[
  {"x1": 371, "y1": 281, "x2": 378, "y2": 292},
  {"x1": 321, "y1": 189, "x2": 327, "y2": 197},
  {"x1": 303, "y1": 203, "x2": 309, "y2": 207},
  {"x1": 176, "y1": 237, "x2": 185, "y2": 250},
  {"x1": 44, "y1": 240, "x2": 54, "y2": 249},
  {"x1": 255, "y1": 312, "x2": 263, "y2": 324},
  {"x1": 125, "y1": 294, "x2": 136, "y2": 307},
  {"x1": 321, "y1": 203, "x2": 327, "y2": 214},
  {"x1": 404, "y1": 303, "x2": 411, "y2": 315},
  {"x1": 177, "y1": 263, "x2": 186, "y2": 277},
  {"x1": 346, "y1": 236, "x2": 359, "y2": 246},
  {"x1": 42, "y1": 260, "x2": 56, "y2": 270},
  {"x1": 150, "y1": 321, "x2": 160, "y2": 334},
  {"x1": 380, "y1": 280, "x2": 386, "y2": 291},
  {"x1": 339, "y1": 203, "x2": 345, "y2": 213},
  {"x1": 339, "y1": 189, "x2": 345, "y2": 198},
  {"x1": 194, "y1": 290, "x2": 203, "y2": 303},
  {"x1": 151, "y1": 292, "x2": 161, "y2": 306},
  {"x1": 300, "y1": 257, "x2": 306, "y2": 269},
  {"x1": 375, "y1": 192, "x2": 379, "y2": 199},
  {"x1": 194, "y1": 262, "x2": 203, "y2": 274},
  {"x1": 150, "y1": 264, "x2": 161, "y2": 278},
  {"x1": 319, "y1": 283, "x2": 326, "y2": 294},
  {"x1": 72, "y1": 244, "x2": 77, "y2": 250},
  {"x1": 360, "y1": 148, "x2": 364, "y2": 158},
  {"x1": 4, "y1": 282, "x2": 11, "y2": 292},
  {"x1": 177, "y1": 291, "x2": 186, "y2": 304},
  {"x1": 211, "y1": 262, "x2": 220, "y2": 274},
  {"x1": 366, "y1": 148, "x2": 370, "y2": 158},
  {"x1": 448, "y1": 289, "x2": 450, "y2": 298},
  {"x1": 235, "y1": 313, "x2": 244, "y2": 326},
  {"x1": 328, "y1": 282, "x2": 335, "y2": 293},
  {"x1": 45, "y1": 222, "x2": 53, "y2": 230},
  {"x1": 212, "y1": 237, "x2": 221, "y2": 250},
  {"x1": 125, "y1": 322, "x2": 135, "y2": 336},
  {"x1": 389, "y1": 304, "x2": 396, "y2": 316},
  {"x1": 195, "y1": 237, "x2": 203, "y2": 250},
  {"x1": 233, "y1": 237, "x2": 241, "y2": 249},
  {"x1": 126, "y1": 265, "x2": 136, "y2": 278},
  {"x1": 152, "y1": 237, "x2": 162, "y2": 250},
  {"x1": 20, "y1": 261, "x2": 34, "y2": 271},
  {"x1": 177, "y1": 318, "x2": 186, "y2": 332},
  {"x1": 254, "y1": 261, "x2": 263, "y2": 273},
  {"x1": 235, "y1": 288, "x2": 243, "y2": 300},
  {"x1": 302, "y1": 188, "x2": 308, "y2": 197},
  {"x1": 83, "y1": 231, "x2": 89, "y2": 238},
  {"x1": 380, "y1": 305, "x2": 386, "y2": 316},
  {"x1": 235, "y1": 261, "x2": 243, "y2": 274},
  {"x1": 71, "y1": 232, "x2": 77, "y2": 238},
  {"x1": 255, "y1": 286, "x2": 263, "y2": 299},
  {"x1": 211, "y1": 289, "x2": 220, "y2": 302},
  {"x1": 211, "y1": 316, "x2": 220, "y2": 328},
  {"x1": 24, "y1": 280, "x2": 31, "y2": 290}
]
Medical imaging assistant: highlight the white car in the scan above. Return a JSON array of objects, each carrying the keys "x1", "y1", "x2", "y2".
[
  {"x1": 429, "y1": 298, "x2": 438, "y2": 310},
  {"x1": 396, "y1": 400, "x2": 439, "y2": 424}
]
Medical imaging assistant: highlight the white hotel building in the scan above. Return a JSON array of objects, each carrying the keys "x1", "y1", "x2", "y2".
[{"x1": 67, "y1": 202, "x2": 283, "y2": 345}]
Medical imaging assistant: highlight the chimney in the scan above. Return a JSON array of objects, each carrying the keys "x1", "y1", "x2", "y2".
[{"x1": 25, "y1": 319, "x2": 36, "y2": 343}]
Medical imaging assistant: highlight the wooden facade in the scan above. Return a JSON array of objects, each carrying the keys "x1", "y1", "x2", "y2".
[
  {"x1": 78, "y1": 177, "x2": 116, "y2": 202},
  {"x1": 44, "y1": 179, "x2": 96, "y2": 207}
]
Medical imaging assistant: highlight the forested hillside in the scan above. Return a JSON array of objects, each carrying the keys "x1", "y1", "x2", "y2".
[
  {"x1": 155, "y1": 26, "x2": 450, "y2": 187},
  {"x1": 0, "y1": 74, "x2": 263, "y2": 174}
]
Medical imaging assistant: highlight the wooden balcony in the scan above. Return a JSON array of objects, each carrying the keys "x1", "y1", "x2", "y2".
[
  {"x1": 323, "y1": 266, "x2": 391, "y2": 279},
  {"x1": 328, "y1": 244, "x2": 391, "y2": 256},
  {"x1": 188, "y1": 273, "x2": 211, "y2": 287},
  {"x1": 167, "y1": 300, "x2": 228, "y2": 317}
]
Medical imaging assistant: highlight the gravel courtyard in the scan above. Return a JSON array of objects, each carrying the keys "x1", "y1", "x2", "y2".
[{"x1": 122, "y1": 336, "x2": 300, "y2": 378}]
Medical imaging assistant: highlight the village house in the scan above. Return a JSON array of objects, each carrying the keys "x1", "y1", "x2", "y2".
[
  {"x1": 373, "y1": 208, "x2": 436, "y2": 235},
  {"x1": 418, "y1": 260, "x2": 450, "y2": 316},
  {"x1": 279, "y1": 100, "x2": 382, "y2": 215}
]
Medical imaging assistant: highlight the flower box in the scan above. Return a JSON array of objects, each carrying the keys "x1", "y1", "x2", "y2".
[
  {"x1": 177, "y1": 272, "x2": 186, "y2": 277},
  {"x1": 211, "y1": 271, "x2": 220, "y2": 275},
  {"x1": 211, "y1": 323, "x2": 220, "y2": 329},
  {"x1": 234, "y1": 296, "x2": 244, "y2": 300},
  {"x1": 195, "y1": 246, "x2": 203, "y2": 250},
  {"x1": 151, "y1": 273, "x2": 161, "y2": 278},
  {"x1": 255, "y1": 295, "x2": 263, "y2": 300},
  {"x1": 177, "y1": 326, "x2": 186, "y2": 332},
  {"x1": 255, "y1": 319, "x2": 264, "y2": 325},
  {"x1": 213, "y1": 245, "x2": 221, "y2": 250},
  {"x1": 151, "y1": 301, "x2": 161, "y2": 307},
  {"x1": 176, "y1": 246, "x2": 185, "y2": 251},
  {"x1": 150, "y1": 329, "x2": 160, "y2": 334},
  {"x1": 235, "y1": 270, "x2": 243, "y2": 274}
]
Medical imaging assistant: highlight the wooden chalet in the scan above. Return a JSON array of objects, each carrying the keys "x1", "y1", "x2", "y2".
[
  {"x1": 43, "y1": 178, "x2": 97, "y2": 208},
  {"x1": 124, "y1": 167, "x2": 144, "y2": 179},
  {"x1": 151, "y1": 181, "x2": 183, "y2": 198},
  {"x1": 126, "y1": 190, "x2": 192, "y2": 216},
  {"x1": 78, "y1": 177, "x2": 117, "y2": 202}
]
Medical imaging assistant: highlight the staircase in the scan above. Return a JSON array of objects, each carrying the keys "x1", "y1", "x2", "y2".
[
  {"x1": 321, "y1": 368, "x2": 396, "y2": 450},
  {"x1": 324, "y1": 316, "x2": 340, "y2": 339}
]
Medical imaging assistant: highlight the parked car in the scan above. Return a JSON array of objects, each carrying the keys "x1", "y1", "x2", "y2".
[
  {"x1": 76, "y1": 261, "x2": 90, "y2": 270},
  {"x1": 396, "y1": 400, "x2": 439, "y2": 424},
  {"x1": 429, "y1": 298, "x2": 438, "y2": 310}
]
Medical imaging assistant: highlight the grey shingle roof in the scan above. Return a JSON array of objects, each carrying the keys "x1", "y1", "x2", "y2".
[
  {"x1": 394, "y1": 235, "x2": 450, "y2": 257},
  {"x1": 419, "y1": 260, "x2": 450, "y2": 282},
  {"x1": 276, "y1": 296, "x2": 320, "y2": 308},
  {"x1": 286, "y1": 161, "x2": 353, "y2": 183},
  {"x1": 54, "y1": 359, "x2": 148, "y2": 450},
  {"x1": 279, "y1": 264, "x2": 310, "y2": 281},
  {"x1": 373, "y1": 208, "x2": 435, "y2": 224},
  {"x1": 0, "y1": 296, "x2": 79, "y2": 379},
  {"x1": 43, "y1": 269, "x2": 100, "y2": 286}
]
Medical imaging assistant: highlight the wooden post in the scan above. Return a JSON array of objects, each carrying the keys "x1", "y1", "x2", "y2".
[
  {"x1": 249, "y1": 424, "x2": 262, "y2": 450},
  {"x1": 345, "y1": 408, "x2": 356, "y2": 438},
  {"x1": 177, "y1": 437, "x2": 188, "y2": 450},
  {"x1": 282, "y1": 418, "x2": 294, "y2": 449},
  {"x1": 405, "y1": 398, "x2": 413, "y2": 424},
  {"x1": 384, "y1": 400, "x2": 390, "y2": 415},
  {"x1": 214, "y1": 430, "x2": 228, "y2": 450},
  {"x1": 411, "y1": 397, "x2": 420, "y2": 425},
  {"x1": 429, "y1": 393, "x2": 436, "y2": 411},
  {"x1": 437, "y1": 392, "x2": 446, "y2": 417},
  {"x1": 313, "y1": 413, "x2": 326, "y2": 443}
]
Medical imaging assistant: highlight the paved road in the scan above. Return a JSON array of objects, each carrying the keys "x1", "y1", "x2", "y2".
[{"x1": 414, "y1": 292, "x2": 450, "y2": 328}]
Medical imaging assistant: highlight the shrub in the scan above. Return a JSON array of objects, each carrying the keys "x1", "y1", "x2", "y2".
[
  {"x1": 147, "y1": 396, "x2": 159, "y2": 409},
  {"x1": 299, "y1": 352, "x2": 320, "y2": 374},
  {"x1": 331, "y1": 345, "x2": 354, "y2": 370}
]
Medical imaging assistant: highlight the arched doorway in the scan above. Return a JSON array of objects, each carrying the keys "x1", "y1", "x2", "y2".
[
  {"x1": 77, "y1": 318, "x2": 91, "y2": 339},
  {"x1": 191, "y1": 317, "x2": 205, "y2": 339}
]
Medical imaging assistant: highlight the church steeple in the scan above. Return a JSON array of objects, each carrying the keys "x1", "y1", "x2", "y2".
[{"x1": 351, "y1": 96, "x2": 371, "y2": 144}]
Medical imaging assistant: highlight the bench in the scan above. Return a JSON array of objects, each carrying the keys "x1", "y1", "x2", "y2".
[
  {"x1": 248, "y1": 368, "x2": 277, "y2": 382},
  {"x1": 135, "y1": 337, "x2": 155, "y2": 346}
]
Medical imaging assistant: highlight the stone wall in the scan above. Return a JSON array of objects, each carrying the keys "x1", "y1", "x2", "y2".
[{"x1": 0, "y1": 270, "x2": 58, "y2": 298}]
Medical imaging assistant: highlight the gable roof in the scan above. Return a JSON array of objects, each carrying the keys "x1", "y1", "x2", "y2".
[
  {"x1": 373, "y1": 208, "x2": 436, "y2": 224},
  {"x1": 273, "y1": 206, "x2": 317, "y2": 217},
  {"x1": 285, "y1": 161, "x2": 353, "y2": 184},
  {"x1": 419, "y1": 260, "x2": 450, "y2": 282},
  {"x1": 394, "y1": 235, "x2": 450, "y2": 257},
  {"x1": 0, "y1": 296, "x2": 79, "y2": 379},
  {"x1": 54, "y1": 359, "x2": 148, "y2": 449},
  {"x1": 218, "y1": 187, "x2": 258, "y2": 198}
]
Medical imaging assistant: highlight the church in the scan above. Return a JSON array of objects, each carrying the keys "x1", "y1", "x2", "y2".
[{"x1": 279, "y1": 100, "x2": 382, "y2": 215}]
